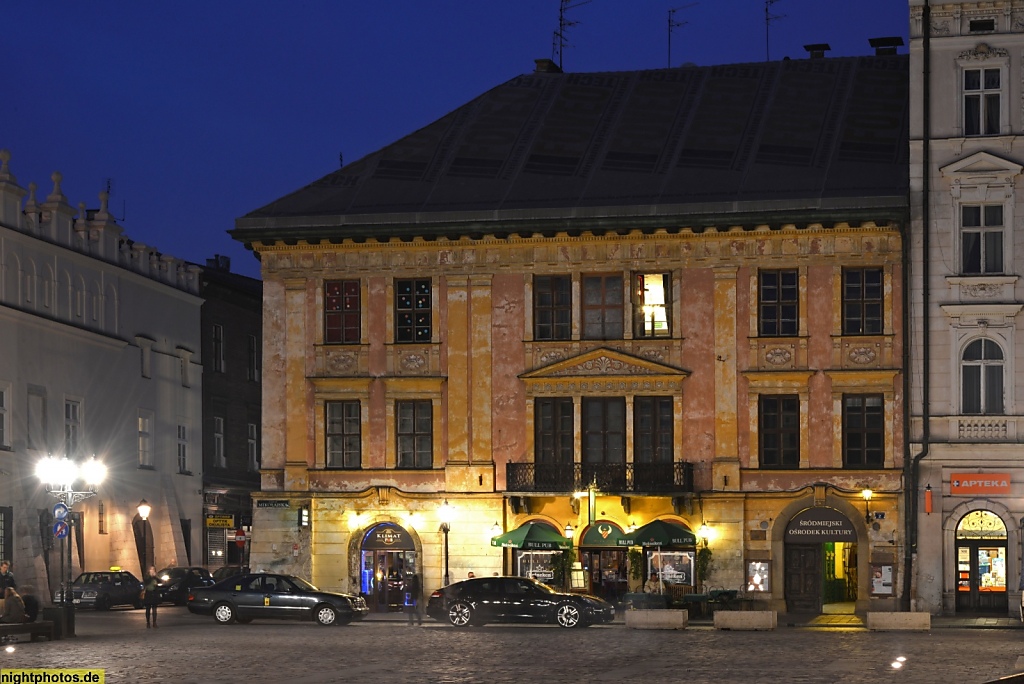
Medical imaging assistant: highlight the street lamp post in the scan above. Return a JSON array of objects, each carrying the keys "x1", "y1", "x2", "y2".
[
  {"x1": 439, "y1": 500, "x2": 454, "y2": 586},
  {"x1": 137, "y1": 499, "x2": 151, "y2": 571},
  {"x1": 35, "y1": 455, "x2": 106, "y2": 638}
]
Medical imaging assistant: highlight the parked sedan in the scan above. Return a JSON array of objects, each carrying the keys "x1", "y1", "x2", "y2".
[
  {"x1": 187, "y1": 572, "x2": 369, "y2": 626},
  {"x1": 156, "y1": 566, "x2": 215, "y2": 605},
  {"x1": 54, "y1": 570, "x2": 143, "y2": 610},
  {"x1": 211, "y1": 565, "x2": 249, "y2": 583},
  {"x1": 427, "y1": 576, "x2": 615, "y2": 628}
]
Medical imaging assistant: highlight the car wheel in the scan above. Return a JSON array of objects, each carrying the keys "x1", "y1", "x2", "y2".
[
  {"x1": 94, "y1": 595, "x2": 111, "y2": 611},
  {"x1": 315, "y1": 605, "x2": 337, "y2": 626},
  {"x1": 213, "y1": 602, "x2": 236, "y2": 625},
  {"x1": 447, "y1": 601, "x2": 474, "y2": 627},
  {"x1": 555, "y1": 602, "x2": 582, "y2": 628}
]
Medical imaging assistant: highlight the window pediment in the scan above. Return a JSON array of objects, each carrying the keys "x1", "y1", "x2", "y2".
[
  {"x1": 521, "y1": 347, "x2": 687, "y2": 395},
  {"x1": 941, "y1": 151, "x2": 1022, "y2": 183}
]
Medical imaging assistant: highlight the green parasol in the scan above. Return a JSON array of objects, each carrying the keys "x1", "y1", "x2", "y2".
[
  {"x1": 490, "y1": 522, "x2": 572, "y2": 550},
  {"x1": 618, "y1": 519, "x2": 697, "y2": 547}
]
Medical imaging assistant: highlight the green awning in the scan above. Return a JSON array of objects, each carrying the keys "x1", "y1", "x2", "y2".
[
  {"x1": 579, "y1": 522, "x2": 625, "y2": 547},
  {"x1": 618, "y1": 519, "x2": 696, "y2": 547},
  {"x1": 491, "y1": 522, "x2": 572, "y2": 550}
]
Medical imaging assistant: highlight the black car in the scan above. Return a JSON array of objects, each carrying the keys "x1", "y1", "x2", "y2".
[
  {"x1": 156, "y1": 566, "x2": 215, "y2": 605},
  {"x1": 187, "y1": 572, "x2": 369, "y2": 626},
  {"x1": 211, "y1": 565, "x2": 249, "y2": 583},
  {"x1": 54, "y1": 570, "x2": 143, "y2": 610},
  {"x1": 427, "y1": 576, "x2": 615, "y2": 628}
]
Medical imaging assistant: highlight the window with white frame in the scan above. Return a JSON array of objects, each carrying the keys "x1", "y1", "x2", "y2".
[
  {"x1": 177, "y1": 424, "x2": 189, "y2": 473},
  {"x1": 961, "y1": 205, "x2": 1004, "y2": 274},
  {"x1": 214, "y1": 416, "x2": 225, "y2": 468},
  {"x1": 138, "y1": 411, "x2": 153, "y2": 467},
  {"x1": 247, "y1": 423, "x2": 259, "y2": 471},
  {"x1": 962, "y1": 339, "x2": 1004, "y2": 415},
  {"x1": 64, "y1": 399, "x2": 81, "y2": 456},
  {"x1": 964, "y1": 67, "x2": 1001, "y2": 136}
]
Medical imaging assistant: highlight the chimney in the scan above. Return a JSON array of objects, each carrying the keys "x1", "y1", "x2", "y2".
[
  {"x1": 534, "y1": 58, "x2": 562, "y2": 74},
  {"x1": 803, "y1": 43, "x2": 831, "y2": 59},
  {"x1": 868, "y1": 36, "x2": 904, "y2": 56}
]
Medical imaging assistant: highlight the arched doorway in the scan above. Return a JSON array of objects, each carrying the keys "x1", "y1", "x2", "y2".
[
  {"x1": 578, "y1": 521, "x2": 628, "y2": 602},
  {"x1": 955, "y1": 510, "x2": 1007, "y2": 614},
  {"x1": 360, "y1": 522, "x2": 417, "y2": 612},
  {"x1": 784, "y1": 507, "x2": 859, "y2": 614}
]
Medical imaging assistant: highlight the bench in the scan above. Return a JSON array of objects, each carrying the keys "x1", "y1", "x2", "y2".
[{"x1": 0, "y1": 620, "x2": 56, "y2": 642}]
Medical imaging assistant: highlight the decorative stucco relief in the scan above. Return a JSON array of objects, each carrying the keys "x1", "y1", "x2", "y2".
[
  {"x1": 550, "y1": 355, "x2": 655, "y2": 376},
  {"x1": 400, "y1": 353, "x2": 426, "y2": 371},
  {"x1": 848, "y1": 347, "x2": 877, "y2": 365},
  {"x1": 958, "y1": 43, "x2": 1008, "y2": 60},
  {"x1": 961, "y1": 283, "x2": 1001, "y2": 298},
  {"x1": 326, "y1": 351, "x2": 357, "y2": 373},
  {"x1": 765, "y1": 348, "x2": 792, "y2": 366}
]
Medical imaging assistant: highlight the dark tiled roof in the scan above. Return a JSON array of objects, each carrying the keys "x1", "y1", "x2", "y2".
[{"x1": 235, "y1": 55, "x2": 908, "y2": 242}]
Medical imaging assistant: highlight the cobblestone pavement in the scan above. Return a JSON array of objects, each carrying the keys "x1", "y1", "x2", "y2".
[{"x1": 2, "y1": 607, "x2": 1023, "y2": 684}]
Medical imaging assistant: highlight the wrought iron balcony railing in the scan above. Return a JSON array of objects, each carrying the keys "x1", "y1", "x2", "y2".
[{"x1": 505, "y1": 462, "x2": 694, "y2": 494}]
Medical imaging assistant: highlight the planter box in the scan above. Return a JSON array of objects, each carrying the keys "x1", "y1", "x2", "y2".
[
  {"x1": 714, "y1": 610, "x2": 777, "y2": 631},
  {"x1": 625, "y1": 609, "x2": 688, "y2": 630},
  {"x1": 865, "y1": 612, "x2": 931, "y2": 631}
]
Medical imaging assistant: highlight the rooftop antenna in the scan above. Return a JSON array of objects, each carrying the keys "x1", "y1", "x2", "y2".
[
  {"x1": 668, "y1": 4, "x2": 697, "y2": 68},
  {"x1": 339, "y1": 152, "x2": 344, "y2": 169},
  {"x1": 552, "y1": 0, "x2": 593, "y2": 70},
  {"x1": 765, "y1": 0, "x2": 786, "y2": 61}
]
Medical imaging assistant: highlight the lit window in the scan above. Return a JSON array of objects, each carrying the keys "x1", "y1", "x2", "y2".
[{"x1": 633, "y1": 273, "x2": 671, "y2": 338}]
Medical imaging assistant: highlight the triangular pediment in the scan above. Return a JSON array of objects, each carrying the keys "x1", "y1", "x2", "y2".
[
  {"x1": 521, "y1": 347, "x2": 688, "y2": 380},
  {"x1": 941, "y1": 151, "x2": 1023, "y2": 180}
]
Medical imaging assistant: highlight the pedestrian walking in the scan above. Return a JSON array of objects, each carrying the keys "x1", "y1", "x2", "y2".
[
  {"x1": 405, "y1": 572, "x2": 423, "y2": 626},
  {"x1": 143, "y1": 565, "x2": 160, "y2": 628},
  {"x1": 0, "y1": 561, "x2": 16, "y2": 591}
]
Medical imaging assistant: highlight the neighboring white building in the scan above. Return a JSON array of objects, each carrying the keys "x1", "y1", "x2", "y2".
[
  {"x1": 909, "y1": 1, "x2": 1024, "y2": 616},
  {"x1": 0, "y1": 149, "x2": 203, "y2": 601}
]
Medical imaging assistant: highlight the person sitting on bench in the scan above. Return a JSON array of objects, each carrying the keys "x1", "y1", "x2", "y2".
[{"x1": 0, "y1": 588, "x2": 25, "y2": 623}]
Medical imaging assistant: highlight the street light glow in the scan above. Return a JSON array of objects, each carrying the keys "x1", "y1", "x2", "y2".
[
  {"x1": 80, "y1": 458, "x2": 107, "y2": 486},
  {"x1": 137, "y1": 499, "x2": 151, "y2": 521},
  {"x1": 35, "y1": 456, "x2": 77, "y2": 487}
]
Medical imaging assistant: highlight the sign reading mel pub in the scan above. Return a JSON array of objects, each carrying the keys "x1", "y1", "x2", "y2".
[{"x1": 785, "y1": 507, "x2": 857, "y2": 543}]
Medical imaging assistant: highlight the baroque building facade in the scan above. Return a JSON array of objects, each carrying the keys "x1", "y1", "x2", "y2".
[
  {"x1": 909, "y1": 0, "x2": 1024, "y2": 616},
  {"x1": 236, "y1": 51, "x2": 908, "y2": 613},
  {"x1": 0, "y1": 150, "x2": 204, "y2": 599}
]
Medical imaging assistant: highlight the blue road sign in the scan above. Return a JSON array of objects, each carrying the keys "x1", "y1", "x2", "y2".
[
  {"x1": 53, "y1": 503, "x2": 69, "y2": 521},
  {"x1": 53, "y1": 520, "x2": 69, "y2": 539}
]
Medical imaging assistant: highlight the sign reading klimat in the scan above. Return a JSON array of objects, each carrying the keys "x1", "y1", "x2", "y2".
[{"x1": 785, "y1": 507, "x2": 857, "y2": 543}]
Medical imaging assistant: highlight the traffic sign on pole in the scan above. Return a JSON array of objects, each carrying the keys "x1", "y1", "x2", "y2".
[
  {"x1": 235, "y1": 529, "x2": 247, "y2": 548},
  {"x1": 53, "y1": 520, "x2": 69, "y2": 539},
  {"x1": 53, "y1": 503, "x2": 69, "y2": 520}
]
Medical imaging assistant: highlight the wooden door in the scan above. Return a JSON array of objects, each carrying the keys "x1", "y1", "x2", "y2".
[{"x1": 785, "y1": 544, "x2": 822, "y2": 613}]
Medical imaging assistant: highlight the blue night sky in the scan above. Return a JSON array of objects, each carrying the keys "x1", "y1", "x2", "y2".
[{"x1": 5, "y1": 1, "x2": 909, "y2": 280}]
